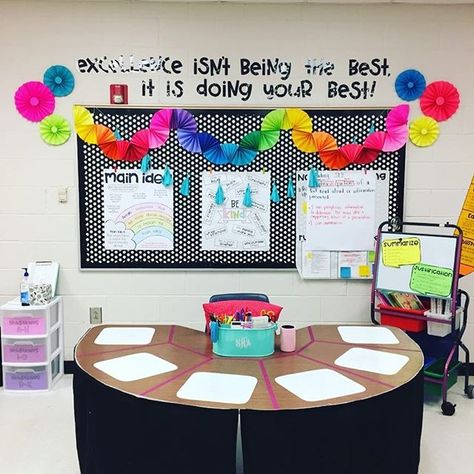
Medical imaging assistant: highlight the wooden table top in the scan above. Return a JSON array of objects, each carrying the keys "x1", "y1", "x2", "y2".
[{"x1": 75, "y1": 324, "x2": 423, "y2": 411}]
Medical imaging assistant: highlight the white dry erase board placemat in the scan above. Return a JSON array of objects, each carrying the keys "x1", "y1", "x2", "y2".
[
  {"x1": 335, "y1": 347, "x2": 409, "y2": 375},
  {"x1": 94, "y1": 327, "x2": 156, "y2": 345},
  {"x1": 275, "y1": 368, "x2": 366, "y2": 402},
  {"x1": 337, "y1": 326, "x2": 399, "y2": 345},
  {"x1": 93, "y1": 352, "x2": 177, "y2": 382},
  {"x1": 176, "y1": 372, "x2": 258, "y2": 405}
]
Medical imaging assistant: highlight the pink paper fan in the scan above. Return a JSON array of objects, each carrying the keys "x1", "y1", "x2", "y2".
[
  {"x1": 382, "y1": 126, "x2": 408, "y2": 152},
  {"x1": 123, "y1": 129, "x2": 149, "y2": 162},
  {"x1": 339, "y1": 143, "x2": 363, "y2": 163},
  {"x1": 363, "y1": 131, "x2": 385, "y2": 151},
  {"x1": 386, "y1": 104, "x2": 409, "y2": 130},
  {"x1": 356, "y1": 148, "x2": 380, "y2": 165},
  {"x1": 149, "y1": 109, "x2": 172, "y2": 148},
  {"x1": 14, "y1": 81, "x2": 55, "y2": 122},
  {"x1": 420, "y1": 81, "x2": 460, "y2": 122}
]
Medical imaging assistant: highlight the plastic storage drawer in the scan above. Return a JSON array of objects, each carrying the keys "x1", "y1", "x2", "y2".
[
  {"x1": 4, "y1": 366, "x2": 48, "y2": 390},
  {"x1": 2, "y1": 338, "x2": 48, "y2": 363},
  {"x1": 0, "y1": 301, "x2": 59, "y2": 336}
]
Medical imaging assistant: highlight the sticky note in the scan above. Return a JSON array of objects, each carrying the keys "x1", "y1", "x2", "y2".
[
  {"x1": 306, "y1": 252, "x2": 313, "y2": 260},
  {"x1": 368, "y1": 250, "x2": 376, "y2": 263},
  {"x1": 410, "y1": 263, "x2": 453, "y2": 297},
  {"x1": 340, "y1": 267, "x2": 351, "y2": 278},
  {"x1": 382, "y1": 237, "x2": 421, "y2": 268},
  {"x1": 358, "y1": 265, "x2": 370, "y2": 277}
]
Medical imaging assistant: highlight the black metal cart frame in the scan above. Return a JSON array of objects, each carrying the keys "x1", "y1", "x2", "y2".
[{"x1": 370, "y1": 220, "x2": 473, "y2": 416}]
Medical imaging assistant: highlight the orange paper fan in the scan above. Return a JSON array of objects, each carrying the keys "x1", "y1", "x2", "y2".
[
  {"x1": 313, "y1": 131, "x2": 337, "y2": 152},
  {"x1": 320, "y1": 149, "x2": 350, "y2": 170}
]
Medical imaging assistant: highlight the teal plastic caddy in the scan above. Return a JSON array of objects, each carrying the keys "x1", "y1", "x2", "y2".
[{"x1": 210, "y1": 323, "x2": 277, "y2": 357}]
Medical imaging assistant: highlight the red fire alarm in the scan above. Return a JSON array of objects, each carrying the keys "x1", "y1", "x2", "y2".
[{"x1": 109, "y1": 84, "x2": 128, "y2": 104}]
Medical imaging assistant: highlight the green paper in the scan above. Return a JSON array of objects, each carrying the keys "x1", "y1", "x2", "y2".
[
  {"x1": 261, "y1": 109, "x2": 285, "y2": 131},
  {"x1": 258, "y1": 130, "x2": 280, "y2": 151},
  {"x1": 239, "y1": 131, "x2": 261, "y2": 151},
  {"x1": 368, "y1": 250, "x2": 376, "y2": 263},
  {"x1": 39, "y1": 114, "x2": 71, "y2": 146},
  {"x1": 409, "y1": 263, "x2": 453, "y2": 297}
]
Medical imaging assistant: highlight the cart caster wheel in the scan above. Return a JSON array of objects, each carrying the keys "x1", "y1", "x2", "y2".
[
  {"x1": 441, "y1": 401, "x2": 456, "y2": 416},
  {"x1": 466, "y1": 385, "x2": 474, "y2": 399}
]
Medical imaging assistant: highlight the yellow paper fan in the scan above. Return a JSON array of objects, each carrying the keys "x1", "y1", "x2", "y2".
[
  {"x1": 73, "y1": 105, "x2": 97, "y2": 144},
  {"x1": 409, "y1": 116, "x2": 440, "y2": 147},
  {"x1": 292, "y1": 130, "x2": 316, "y2": 153},
  {"x1": 282, "y1": 108, "x2": 312, "y2": 132}
]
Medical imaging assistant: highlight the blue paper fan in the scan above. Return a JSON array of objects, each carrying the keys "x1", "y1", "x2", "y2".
[
  {"x1": 162, "y1": 165, "x2": 173, "y2": 187},
  {"x1": 43, "y1": 65, "x2": 75, "y2": 97},
  {"x1": 395, "y1": 69, "x2": 426, "y2": 101},
  {"x1": 204, "y1": 146, "x2": 229, "y2": 165},
  {"x1": 215, "y1": 180, "x2": 225, "y2": 205},
  {"x1": 243, "y1": 184, "x2": 253, "y2": 207},
  {"x1": 231, "y1": 146, "x2": 258, "y2": 166},
  {"x1": 271, "y1": 181, "x2": 280, "y2": 203},
  {"x1": 114, "y1": 129, "x2": 122, "y2": 140},
  {"x1": 221, "y1": 143, "x2": 239, "y2": 162},
  {"x1": 287, "y1": 177, "x2": 295, "y2": 199},
  {"x1": 177, "y1": 130, "x2": 201, "y2": 153},
  {"x1": 179, "y1": 175, "x2": 190, "y2": 196}
]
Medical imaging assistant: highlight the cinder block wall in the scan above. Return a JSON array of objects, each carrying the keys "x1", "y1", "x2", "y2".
[{"x1": 0, "y1": 1, "x2": 473, "y2": 360}]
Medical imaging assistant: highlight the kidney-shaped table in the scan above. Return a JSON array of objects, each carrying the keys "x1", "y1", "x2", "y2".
[{"x1": 74, "y1": 324, "x2": 423, "y2": 474}]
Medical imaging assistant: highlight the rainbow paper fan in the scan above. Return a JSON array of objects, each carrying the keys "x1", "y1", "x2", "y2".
[
  {"x1": 39, "y1": 114, "x2": 71, "y2": 145},
  {"x1": 15, "y1": 81, "x2": 55, "y2": 122}
]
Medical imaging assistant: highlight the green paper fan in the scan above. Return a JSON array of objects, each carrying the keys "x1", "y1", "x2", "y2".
[
  {"x1": 239, "y1": 131, "x2": 261, "y2": 151},
  {"x1": 261, "y1": 109, "x2": 286, "y2": 131},
  {"x1": 259, "y1": 130, "x2": 280, "y2": 151},
  {"x1": 39, "y1": 114, "x2": 71, "y2": 145}
]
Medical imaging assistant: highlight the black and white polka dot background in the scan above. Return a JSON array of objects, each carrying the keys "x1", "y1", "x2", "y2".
[{"x1": 77, "y1": 107, "x2": 405, "y2": 269}]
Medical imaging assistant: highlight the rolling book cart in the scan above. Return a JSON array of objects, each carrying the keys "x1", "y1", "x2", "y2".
[{"x1": 370, "y1": 220, "x2": 473, "y2": 416}]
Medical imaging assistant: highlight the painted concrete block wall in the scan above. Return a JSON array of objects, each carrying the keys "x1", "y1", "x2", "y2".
[{"x1": 0, "y1": 1, "x2": 473, "y2": 360}]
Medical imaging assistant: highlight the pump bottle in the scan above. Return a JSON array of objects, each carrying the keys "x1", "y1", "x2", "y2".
[{"x1": 20, "y1": 267, "x2": 30, "y2": 306}]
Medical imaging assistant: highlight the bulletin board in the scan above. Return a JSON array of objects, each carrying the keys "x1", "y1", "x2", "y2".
[
  {"x1": 375, "y1": 232, "x2": 458, "y2": 297},
  {"x1": 77, "y1": 106, "x2": 405, "y2": 269}
]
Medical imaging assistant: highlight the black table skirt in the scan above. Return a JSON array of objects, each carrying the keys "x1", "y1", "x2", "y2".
[
  {"x1": 74, "y1": 368, "x2": 423, "y2": 474},
  {"x1": 240, "y1": 369, "x2": 424, "y2": 474},
  {"x1": 73, "y1": 368, "x2": 238, "y2": 474}
]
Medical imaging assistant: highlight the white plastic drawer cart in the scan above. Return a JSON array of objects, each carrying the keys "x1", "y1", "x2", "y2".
[{"x1": 1, "y1": 297, "x2": 64, "y2": 392}]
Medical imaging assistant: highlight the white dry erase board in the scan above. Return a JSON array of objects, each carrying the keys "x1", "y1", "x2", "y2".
[
  {"x1": 375, "y1": 232, "x2": 458, "y2": 298},
  {"x1": 77, "y1": 106, "x2": 405, "y2": 269}
]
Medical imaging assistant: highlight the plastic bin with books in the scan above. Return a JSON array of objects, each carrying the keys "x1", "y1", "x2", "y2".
[{"x1": 377, "y1": 290, "x2": 428, "y2": 332}]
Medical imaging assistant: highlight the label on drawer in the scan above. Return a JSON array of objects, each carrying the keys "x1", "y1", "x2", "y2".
[
  {"x1": 3, "y1": 344, "x2": 47, "y2": 363},
  {"x1": 5, "y1": 371, "x2": 48, "y2": 390},
  {"x1": 3, "y1": 317, "x2": 46, "y2": 335}
]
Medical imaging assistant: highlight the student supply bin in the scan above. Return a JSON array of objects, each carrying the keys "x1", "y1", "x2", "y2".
[{"x1": 211, "y1": 323, "x2": 277, "y2": 357}]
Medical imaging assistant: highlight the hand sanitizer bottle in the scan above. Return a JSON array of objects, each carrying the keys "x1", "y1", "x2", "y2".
[{"x1": 20, "y1": 267, "x2": 30, "y2": 306}]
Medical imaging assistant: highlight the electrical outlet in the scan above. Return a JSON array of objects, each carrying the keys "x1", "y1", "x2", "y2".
[{"x1": 89, "y1": 307, "x2": 102, "y2": 324}]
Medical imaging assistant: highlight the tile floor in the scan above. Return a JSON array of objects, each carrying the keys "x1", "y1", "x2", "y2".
[{"x1": 0, "y1": 375, "x2": 472, "y2": 474}]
